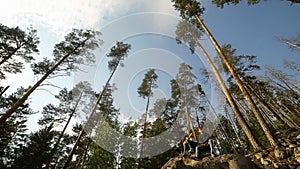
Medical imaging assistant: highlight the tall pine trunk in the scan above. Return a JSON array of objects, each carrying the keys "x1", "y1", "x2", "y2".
[
  {"x1": 140, "y1": 90, "x2": 151, "y2": 157},
  {"x1": 63, "y1": 62, "x2": 119, "y2": 169},
  {"x1": 192, "y1": 12, "x2": 277, "y2": 148},
  {"x1": 44, "y1": 89, "x2": 84, "y2": 169},
  {"x1": 183, "y1": 79, "x2": 197, "y2": 142},
  {"x1": 193, "y1": 38, "x2": 260, "y2": 150}
]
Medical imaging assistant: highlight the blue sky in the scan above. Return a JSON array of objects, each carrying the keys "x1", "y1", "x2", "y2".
[
  {"x1": 0, "y1": 0, "x2": 299, "y2": 130},
  {"x1": 202, "y1": 1, "x2": 300, "y2": 72}
]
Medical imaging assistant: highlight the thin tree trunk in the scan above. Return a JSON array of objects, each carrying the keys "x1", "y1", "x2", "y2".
[
  {"x1": 193, "y1": 12, "x2": 277, "y2": 148},
  {"x1": 234, "y1": 98, "x2": 251, "y2": 123},
  {"x1": 0, "y1": 39, "x2": 88, "y2": 125},
  {"x1": 205, "y1": 93, "x2": 239, "y2": 153},
  {"x1": 0, "y1": 45, "x2": 22, "y2": 65},
  {"x1": 188, "y1": 112, "x2": 197, "y2": 140},
  {"x1": 280, "y1": 38, "x2": 300, "y2": 50},
  {"x1": 183, "y1": 75, "x2": 197, "y2": 141},
  {"x1": 273, "y1": 101, "x2": 298, "y2": 124},
  {"x1": 257, "y1": 105, "x2": 276, "y2": 129},
  {"x1": 218, "y1": 125, "x2": 238, "y2": 154},
  {"x1": 0, "y1": 86, "x2": 9, "y2": 97},
  {"x1": 281, "y1": 102, "x2": 299, "y2": 115},
  {"x1": 45, "y1": 90, "x2": 84, "y2": 169},
  {"x1": 281, "y1": 80, "x2": 300, "y2": 98},
  {"x1": 195, "y1": 108, "x2": 201, "y2": 128},
  {"x1": 223, "y1": 106, "x2": 243, "y2": 146},
  {"x1": 63, "y1": 61, "x2": 119, "y2": 169},
  {"x1": 268, "y1": 101, "x2": 299, "y2": 129},
  {"x1": 78, "y1": 140, "x2": 92, "y2": 169},
  {"x1": 193, "y1": 38, "x2": 260, "y2": 150},
  {"x1": 271, "y1": 79, "x2": 291, "y2": 93},
  {"x1": 140, "y1": 91, "x2": 151, "y2": 157},
  {"x1": 184, "y1": 103, "x2": 192, "y2": 131},
  {"x1": 246, "y1": 83, "x2": 299, "y2": 129}
]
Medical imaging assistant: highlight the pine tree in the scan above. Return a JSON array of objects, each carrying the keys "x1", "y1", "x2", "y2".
[
  {"x1": 11, "y1": 124, "x2": 56, "y2": 169},
  {"x1": 137, "y1": 69, "x2": 158, "y2": 157},
  {"x1": 42, "y1": 82, "x2": 94, "y2": 169},
  {"x1": 120, "y1": 121, "x2": 139, "y2": 169},
  {"x1": 175, "y1": 63, "x2": 200, "y2": 140},
  {"x1": 0, "y1": 29, "x2": 101, "y2": 125},
  {"x1": 0, "y1": 87, "x2": 33, "y2": 168},
  {"x1": 63, "y1": 41, "x2": 131, "y2": 169},
  {"x1": 85, "y1": 84, "x2": 120, "y2": 169},
  {"x1": 216, "y1": 44, "x2": 281, "y2": 147},
  {"x1": 0, "y1": 24, "x2": 39, "y2": 79},
  {"x1": 172, "y1": 0, "x2": 277, "y2": 148}
]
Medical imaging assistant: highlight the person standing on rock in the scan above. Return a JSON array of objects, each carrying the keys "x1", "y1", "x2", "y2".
[{"x1": 182, "y1": 128, "x2": 204, "y2": 155}]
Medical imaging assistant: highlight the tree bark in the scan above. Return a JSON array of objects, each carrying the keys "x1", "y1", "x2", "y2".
[
  {"x1": 193, "y1": 38, "x2": 260, "y2": 150},
  {"x1": 140, "y1": 90, "x2": 151, "y2": 157},
  {"x1": 78, "y1": 140, "x2": 92, "y2": 169},
  {"x1": 193, "y1": 13, "x2": 277, "y2": 148},
  {"x1": 246, "y1": 83, "x2": 299, "y2": 129}
]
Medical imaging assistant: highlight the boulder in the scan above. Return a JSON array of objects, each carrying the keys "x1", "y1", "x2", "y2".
[
  {"x1": 161, "y1": 157, "x2": 189, "y2": 169},
  {"x1": 228, "y1": 155, "x2": 258, "y2": 169}
]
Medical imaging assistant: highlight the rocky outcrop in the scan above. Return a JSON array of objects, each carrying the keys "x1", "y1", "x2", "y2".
[
  {"x1": 251, "y1": 133, "x2": 300, "y2": 169},
  {"x1": 162, "y1": 133, "x2": 300, "y2": 169},
  {"x1": 161, "y1": 154, "x2": 259, "y2": 169}
]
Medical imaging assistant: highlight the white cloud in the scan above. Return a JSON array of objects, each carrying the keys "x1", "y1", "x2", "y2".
[
  {"x1": 0, "y1": 0, "x2": 147, "y2": 37},
  {"x1": 0, "y1": 0, "x2": 177, "y2": 36}
]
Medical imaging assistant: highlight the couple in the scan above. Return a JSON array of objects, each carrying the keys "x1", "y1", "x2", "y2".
[{"x1": 182, "y1": 127, "x2": 213, "y2": 156}]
